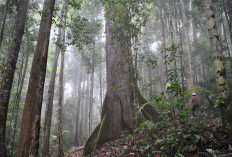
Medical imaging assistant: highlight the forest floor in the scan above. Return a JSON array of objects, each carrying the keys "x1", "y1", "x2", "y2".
[{"x1": 67, "y1": 106, "x2": 232, "y2": 157}]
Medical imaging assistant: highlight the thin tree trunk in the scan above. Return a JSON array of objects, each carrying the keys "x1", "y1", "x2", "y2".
[
  {"x1": 89, "y1": 66, "x2": 94, "y2": 134},
  {"x1": 179, "y1": 0, "x2": 195, "y2": 88},
  {"x1": 18, "y1": 0, "x2": 56, "y2": 155},
  {"x1": 74, "y1": 67, "x2": 82, "y2": 146},
  {"x1": 142, "y1": 27, "x2": 153, "y2": 100},
  {"x1": 57, "y1": 43, "x2": 65, "y2": 157},
  {"x1": 99, "y1": 62, "x2": 103, "y2": 112},
  {"x1": 8, "y1": 44, "x2": 25, "y2": 137},
  {"x1": 42, "y1": 0, "x2": 67, "y2": 155},
  {"x1": 226, "y1": 0, "x2": 232, "y2": 43},
  {"x1": 42, "y1": 32, "x2": 60, "y2": 157},
  {"x1": 0, "y1": 0, "x2": 29, "y2": 155},
  {"x1": 158, "y1": 0, "x2": 168, "y2": 85},
  {"x1": 10, "y1": 30, "x2": 30, "y2": 157},
  {"x1": 0, "y1": 0, "x2": 10, "y2": 48},
  {"x1": 57, "y1": 0, "x2": 69, "y2": 156},
  {"x1": 79, "y1": 75, "x2": 86, "y2": 145},
  {"x1": 204, "y1": 0, "x2": 232, "y2": 136},
  {"x1": 85, "y1": 74, "x2": 90, "y2": 136},
  {"x1": 219, "y1": 3, "x2": 232, "y2": 74}
]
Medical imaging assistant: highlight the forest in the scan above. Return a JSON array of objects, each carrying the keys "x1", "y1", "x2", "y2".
[{"x1": 0, "y1": 0, "x2": 232, "y2": 156}]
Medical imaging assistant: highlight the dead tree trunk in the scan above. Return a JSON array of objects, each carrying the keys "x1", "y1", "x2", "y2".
[
  {"x1": 204, "y1": 0, "x2": 232, "y2": 136},
  {"x1": 0, "y1": 0, "x2": 29, "y2": 155},
  {"x1": 18, "y1": 0, "x2": 56, "y2": 156}
]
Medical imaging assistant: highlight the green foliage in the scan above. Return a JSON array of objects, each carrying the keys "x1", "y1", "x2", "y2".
[
  {"x1": 103, "y1": 0, "x2": 153, "y2": 42},
  {"x1": 68, "y1": 15, "x2": 102, "y2": 50}
]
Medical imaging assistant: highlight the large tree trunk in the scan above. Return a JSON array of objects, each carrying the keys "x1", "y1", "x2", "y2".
[
  {"x1": 0, "y1": 0, "x2": 29, "y2": 155},
  {"x1": 204, "y1": 0, "x2": 232, "y2": 136},
  {"x1": 83, "y1": 1, "x2": 159, "y2": 155},
  {"x1": 18, "y1": 0, "x2": 56, "y2": 156},
  {"x1": 179, "y1": 0, "x2": 195, "y2": 88},
  {"x1": 0, "y1": 0, "x2": 10, "y2": 48}
]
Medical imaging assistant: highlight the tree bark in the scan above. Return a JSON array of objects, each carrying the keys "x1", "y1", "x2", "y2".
[
  {"x1": 0, "y1": 0, "x2": 29, "y2": 155},
  {"x1": 74, "y1": 67, "x2": 82, "y2": 146},
  {"x1": 204, "y1": 0, "x2": 232, "y2": 136},
  {"x1": 10, "y1": 30, "x2": 30, "y2": 157},
  {"x1": 18, "y1": 0, "x2": 56, "y2": 156},
  {"x1": 0, "y1": 0, "x2": 10, "y2": 48},
  {"x1": 57, "y1": 43, "x2": 65, "y2": 157},
  {"x1": 89, "y1": 66, "x2": 94, "y2": 134},
  {"x1": 99, "y1": 62, "x2": 103, "y2": 112},
  {"x1": 158, "y1": 0, "x2": 168, "y2": 85},
  {"x1": 179, "y1": 0, "x2": 195, "y2": 88},
  {"x1": 57, "y1": 0, "x2": 68, "y2": 156},
  {"x1": 142, "y1": 27, "x2": 153, "y2": 100},
  {"x1": 85, "y1": 74, "x2": 90, "y2": 136},
  {"x1": 83, "y1": 1, "x2": 159, "y2": 155},
  {"x1": 226, "y1": 0, "x2": 232, "y2": 43},
  {"x1": 42, "y1": 30, "x2": 60, "y2": 157},
  {"x1": 42, "y1": 0, "x2": 68, "y2": 155},
  {"x1": 79, "y1": 74, "x2": 86, "y2": 145}
]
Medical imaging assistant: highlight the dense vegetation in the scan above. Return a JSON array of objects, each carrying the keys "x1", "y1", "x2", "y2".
[{"x1": 0, "y1": 0, "x2": 232, "y2": 156}]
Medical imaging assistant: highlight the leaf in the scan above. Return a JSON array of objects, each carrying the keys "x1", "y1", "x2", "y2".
[
  {"x1": 165, "y1": 82, "x2": 172, "y2": 89},
  {"x1": 176, "y1": 153, "x2": 185, "y2": 157}
]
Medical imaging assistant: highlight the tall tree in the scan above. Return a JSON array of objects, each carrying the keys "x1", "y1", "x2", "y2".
[
  {"x1": 179, "y1": 0, "x2": 195, "y2": 88},
  {"x1": 74, "y1": 66, "x2": 82, "y2": 146},
  {"x1": 10, "y1": 29, "x2": 30, "y2": 157},
  {"x1": 204, "y1": 0, "x2": 232, "y2": 136},
  {"x1": 18, "y1": 0, "x2": 56, "y2": 155},
  {"x1": 83, "y1": 0, "x2": 159, "y2": 155},
  {"x1": 158, "y1": 0, "x2": 168, "y2": 85},
  {"x1": 226, "y1": 0, "x2": 232, "y2": 42},
  {"x1": 0, "y1": 0, "x2": 29, "y2": 155},
  {"x1": 57, "y1": 0, "x2": 69, "y2": 156},
  {"x1": 42, "y1": 0, "x2": 68, "y2": 155},
  {"x1": 0, "y1": 0, "x2": 10, "y2": 48},
  {"x1": 142, "y1": 27, "x2": 153, "y2": 99}
]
